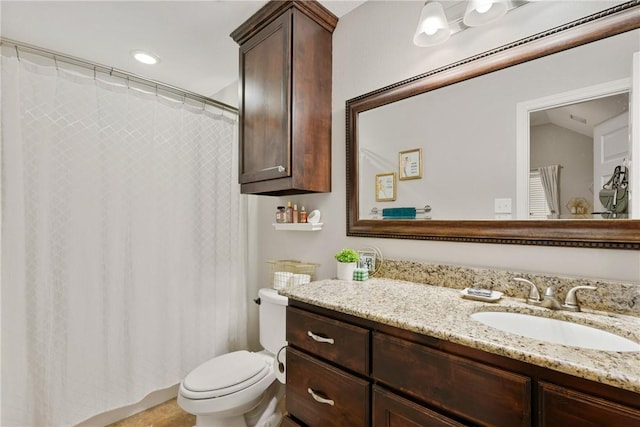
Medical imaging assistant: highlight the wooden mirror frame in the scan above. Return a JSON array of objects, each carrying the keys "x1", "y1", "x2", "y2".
[{"x1": 346, "y1": 2, "x2": 640, "y2": 249}]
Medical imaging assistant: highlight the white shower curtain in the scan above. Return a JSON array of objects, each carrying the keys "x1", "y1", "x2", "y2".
[{"x1": 1, "y1": 52, "x2": 247, "y2": 426}]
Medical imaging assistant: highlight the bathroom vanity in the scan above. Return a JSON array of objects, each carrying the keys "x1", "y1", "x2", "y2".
[{"x1": 280, "y1": 279, "x2": 640, "y2": 426}]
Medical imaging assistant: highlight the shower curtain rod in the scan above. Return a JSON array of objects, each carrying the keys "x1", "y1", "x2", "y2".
[
  {"x1": 530, "y1": 165, "x2": 563, "y2": 171},
  {"x1": 1, "y1": 37, "x2": 238, "y2": 114}
]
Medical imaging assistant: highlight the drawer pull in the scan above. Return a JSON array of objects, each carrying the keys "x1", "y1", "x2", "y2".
[
  {"x1": 259, "y1": 165, "x2": 286, "y2": 173},
  {"x1": 307, "y1": 331, "x2": 335, "y2": 344},
  {"x1": 307, "y1": 387, "x2": 335, "y2": 406}
]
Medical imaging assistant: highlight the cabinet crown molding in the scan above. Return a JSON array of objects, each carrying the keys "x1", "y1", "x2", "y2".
[{"x1": 230, "y1": 0, "x2": 338, "y2": 45}]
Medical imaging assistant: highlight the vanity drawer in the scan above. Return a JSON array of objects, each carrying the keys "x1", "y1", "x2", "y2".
[
  {"x1": 287, "y1": 306, "x2": 370, "y2": 375},
  {"x1": 286, "y1": 347, "x2": 370, "y2": 427},
  {"x1": 373, "y1": 332, "x2": 532, "y2": 427}
]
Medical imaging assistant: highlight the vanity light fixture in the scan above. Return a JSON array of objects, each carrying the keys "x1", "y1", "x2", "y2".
[
  {"x1": 413, "y1": 0, "x2": 527, "y2": 47},
  {"x1": 131, "y1": 49, "x2": 160, "y2": 65},
  {"x1": 413, "y1": 1, "x2": 451, "y2": 47},
  {"x1": 463, "y1": 0, "x2": 508, "y2": 27}
]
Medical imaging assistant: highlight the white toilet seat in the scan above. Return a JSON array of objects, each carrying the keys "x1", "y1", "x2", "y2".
[
  {"x1": 178, "y1": 350, "x2": 277, "y2": 424},
  {"x1": 181, "y1": 351, "x2": 271, "y2": 400}
]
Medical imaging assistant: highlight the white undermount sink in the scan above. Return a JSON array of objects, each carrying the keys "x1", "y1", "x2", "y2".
[{"x1": 470, "y1": 311, "x2": 640, "y2": 352}]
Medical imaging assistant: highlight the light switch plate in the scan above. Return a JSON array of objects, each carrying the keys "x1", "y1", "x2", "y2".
[{"x1": 494, "y1": 198, "x2": 512, "y2": 213}]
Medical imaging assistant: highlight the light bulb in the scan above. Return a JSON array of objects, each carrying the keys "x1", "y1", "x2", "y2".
[
  {"x1": 131, "y1": 50, "x2": 160, "y2": 65},
  {"x1": 423, "y1": 18, "x2": 440, "y2": 35},
  {"x1": 476, "y1": 3, "x2": 492, "y2": 14},
  {"x1": 463, "y1": 0, "x2": 507, "y2": 27}
]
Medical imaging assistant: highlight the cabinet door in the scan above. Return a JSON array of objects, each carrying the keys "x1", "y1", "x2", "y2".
[
  {"x1": 373, "y1": 332, "x2": 532, "y2": 427},
  {"x1": 286, "y1": 347, "x2": 370, "y2": 427},
  {"x1": 373, "y1": 386, "x2": 466, "y2": 427},
  {"x1": 282, "y1": 415, "x2": 305, "y2": 427},
  {"x1": 238, "y1": 11, "x2": 291, "y2": 185},
  {"x1": 538, "y1": 381, "x2": 640, "y2": 426}
]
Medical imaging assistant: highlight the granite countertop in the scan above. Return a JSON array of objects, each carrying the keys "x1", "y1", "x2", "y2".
[{"x1": 279, "y1": 278, "x2": 640, "y2": 394}]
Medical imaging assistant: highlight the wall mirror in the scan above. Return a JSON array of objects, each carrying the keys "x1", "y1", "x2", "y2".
[{"x1": 346, "y1": 3, "x2": 640, "y2": 248}]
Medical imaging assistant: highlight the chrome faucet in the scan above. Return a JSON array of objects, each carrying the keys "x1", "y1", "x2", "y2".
[
  {"x1": 513, "y1": 278, "x2": 596, "y2": 311},
  {"x1": 539, "y1": 286, "x2": 562, "y2": 310}
]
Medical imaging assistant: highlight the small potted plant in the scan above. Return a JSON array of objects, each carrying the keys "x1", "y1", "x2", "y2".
[{"x1": 335, "y1": 248, "x2": 360, "y2": 281}]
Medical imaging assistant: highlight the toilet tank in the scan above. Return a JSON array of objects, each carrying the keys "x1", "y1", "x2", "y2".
[{"x1": 258, "y1": 288, "x2": 288, "y2": 354}]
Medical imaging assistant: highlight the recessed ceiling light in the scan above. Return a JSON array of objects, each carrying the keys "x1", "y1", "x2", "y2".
[{"x1": 131, "y1": 50, "x2": 160, "y2": 65}]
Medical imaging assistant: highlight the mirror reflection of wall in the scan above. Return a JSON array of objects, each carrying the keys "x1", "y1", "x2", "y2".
[
  {"x1": 357, "y1": 29, "x2": 639, "y2": 221},
  {"x1": 529, "y1": 94, "x2": 629, "y2": 219}
]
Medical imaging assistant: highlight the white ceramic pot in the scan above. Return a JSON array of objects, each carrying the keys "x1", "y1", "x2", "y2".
[{"x1": 336, "y1": 261, "x2": 356, "y2": 281}]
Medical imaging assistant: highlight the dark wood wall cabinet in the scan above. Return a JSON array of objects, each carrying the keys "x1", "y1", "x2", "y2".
[
  {"x1": 231, "y1": 0, "x2": 336, "y2": 195},
  {"x1": 285, "y1": 301, "x2": 640, "y2": 427}
]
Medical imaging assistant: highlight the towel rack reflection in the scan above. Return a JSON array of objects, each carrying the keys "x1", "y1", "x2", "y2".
[{"x1": 370, "y1": 205, "x2": 431, "y2": 219}]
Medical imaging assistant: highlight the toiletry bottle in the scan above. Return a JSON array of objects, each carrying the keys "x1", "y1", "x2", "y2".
[
  {"x1": 293, "y1": 204, "x2": 299, "y2": 223},
  {"x1": 286, "y1": 201, "x2": 293, "y2": 223},
  {"x1": 276, "y1": 206, "x2": 286, "y2": 223},
  {"x1": 299, "y1": 206, "x2": 308, "y2": 223}
]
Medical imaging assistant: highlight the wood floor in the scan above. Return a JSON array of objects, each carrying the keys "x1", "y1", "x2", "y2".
[
  {"x1": 106, "y1": 398, "x2": 195, "y2": 427},
  {"x1": 106, "y1": 393, "x2": 287, "y2": 427}
]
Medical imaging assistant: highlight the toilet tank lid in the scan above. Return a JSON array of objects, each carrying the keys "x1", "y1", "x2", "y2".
[{"x1": 259, "y1": 288, "x2": 288, "y2": 306}]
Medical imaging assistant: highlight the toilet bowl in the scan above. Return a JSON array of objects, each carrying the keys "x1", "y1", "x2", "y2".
[{"x1": 177, "y1": 288, "x2": 288, "y2": 427}]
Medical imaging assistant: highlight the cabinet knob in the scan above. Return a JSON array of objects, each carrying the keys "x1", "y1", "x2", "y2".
[
  {"x1": 307, "y1": 387, "x2": 335, "y2": 406},
  {"x1": 307, "y1": 330, "x2": 335, "y2": 344}
]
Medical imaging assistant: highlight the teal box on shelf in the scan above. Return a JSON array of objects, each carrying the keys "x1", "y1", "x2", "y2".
[{"x1": 382, "y1": 207, "x2": 416, "y2": 219}]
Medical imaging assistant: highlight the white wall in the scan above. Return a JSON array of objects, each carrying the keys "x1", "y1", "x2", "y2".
[
  {"x1": 247, "y1": 1, "x2": 640, "y2": 348},
  {"x1": 212, "y1": 80, "x2": 239, "y2": 108},
  {"x1": 531, "y1": 123, "x2": 593, "y2": 217}
]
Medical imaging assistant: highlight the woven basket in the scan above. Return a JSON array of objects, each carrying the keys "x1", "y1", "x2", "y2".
[{"x1": 267, "y1": 259, "x2": 319, "y2": 286}]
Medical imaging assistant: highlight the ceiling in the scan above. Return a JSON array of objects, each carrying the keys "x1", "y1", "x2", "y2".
[
  {"x1": 0, "y1": 1, "x2": 366, "y2": 104},
  {"x1": 530, "y1": 93, "x2": 629, "y2": 137},
  {"x1": 2, "y1": 0, "x2": 626, "y2": 125}
]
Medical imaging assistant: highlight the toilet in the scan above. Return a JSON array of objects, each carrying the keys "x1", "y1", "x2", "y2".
[{"x1": 178, "y1": 288, "x2": 288, "y2": 427}]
